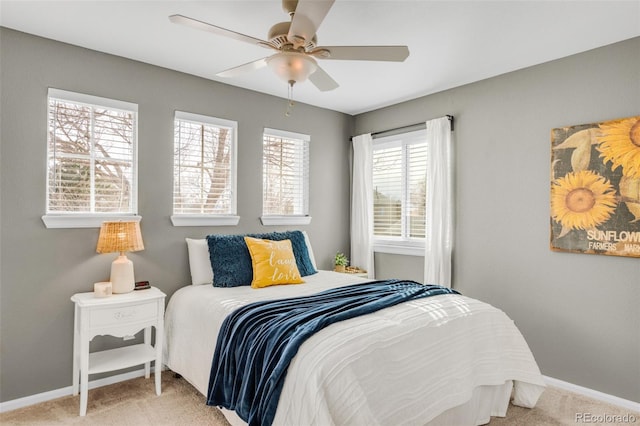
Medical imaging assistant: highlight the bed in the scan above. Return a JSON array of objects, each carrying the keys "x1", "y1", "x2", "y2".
[{"x1": 163, "y1": 233, "x2": 545, "y2": 425}]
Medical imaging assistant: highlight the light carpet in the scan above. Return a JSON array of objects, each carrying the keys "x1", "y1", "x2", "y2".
[{"x1": 1, "y1": 371, "x2": 637, "y2": 425}]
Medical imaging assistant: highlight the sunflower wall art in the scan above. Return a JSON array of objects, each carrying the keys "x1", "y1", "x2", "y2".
[{"x1": 550, "y1": 115, "x2": 640, "y2": 258}]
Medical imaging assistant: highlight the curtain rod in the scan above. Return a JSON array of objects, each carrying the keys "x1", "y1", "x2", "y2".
[{"x1": 351, "y1": 115, "x2": 454, "y2": 141}]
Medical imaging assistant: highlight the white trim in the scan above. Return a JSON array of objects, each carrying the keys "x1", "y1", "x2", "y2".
[
  {"x1": 170, "y1": 215, "x2": 240, "y2": 227},
  {"x1": 0, "y1": 367, "x2": 164, "y2": 413},
  {"x1": 175, "y1": 111, "x2": 236, "y2": 129},
  {"x1": 262, "y1": 129, "x2": 310, "y2": 217},
  {"x1": 373, "y1": 241, "x2": 425, "y2": 256},
  {"x1": 264, "y1": 127, "x2": 310, "y2": 142},
  {"x1": 543, "y1": 375, "x2": 640, "y2": 412},
  {"x1": 173, "y1": 112, "x2": 238, "y2": 217},
  {"x1": 373, "y1": 237, "x2": 425, "y2": 256},
  {"x1": 371, "y1": 133, "x2": 428, "y2": 247},
  {"x1": 48, "y1": 88, "x2": 138, "y2": 112},
  {"x1": 42, "y1": 214, "x2": 142, "y2": 229},
  {"x1": 46, "y1": 89, "x2": 139, "y2": 219},
  {"x1": 260, "y1": 215, "x2": 312, "y2": 226},
  {"x1": 2, "y1": 370, "x2": 636, "y2": 415},
  {"x1": 373, "y1": 129, "x2": 426, "y2": 148}
]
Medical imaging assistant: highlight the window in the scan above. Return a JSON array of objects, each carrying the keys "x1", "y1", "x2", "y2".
[
  {"x1": 43, "y1": 89, "x2": 139, "y2": 229},
  {"x1": 171, "y1": 111, "x2": 238, "y2": 226},
  {"x1": 261, "y1": 128, "x2": 311, "y2": 226},
  {"x1": 372, "y1": 130, "x2": 427, "y2": 255}
]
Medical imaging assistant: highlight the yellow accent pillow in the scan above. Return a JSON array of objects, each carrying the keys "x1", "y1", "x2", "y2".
[{"x1": 244, "y1": 237, "x2": 305, "y2": 288}]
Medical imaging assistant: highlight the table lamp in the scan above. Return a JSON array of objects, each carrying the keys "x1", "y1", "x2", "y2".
[{"x1": 96, "y1": 221, "x2": 144, "y2": 293}]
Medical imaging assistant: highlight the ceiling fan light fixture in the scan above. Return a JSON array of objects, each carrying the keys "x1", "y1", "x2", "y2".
[
  {"x1": 267, "y1": 51, "x2": 317, "y2": 84},
  {"x1": 170, "y1": 0, "x2": 408, "y2": 95}
]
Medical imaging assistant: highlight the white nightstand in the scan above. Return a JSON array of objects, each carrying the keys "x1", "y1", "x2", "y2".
[{"x1": 71, "y1": 287, "x2": 166, "y2": 416}]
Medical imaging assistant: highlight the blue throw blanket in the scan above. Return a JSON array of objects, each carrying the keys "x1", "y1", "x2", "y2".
[{"x1": 206, "y1": 280, "x2": 459, "y2": 426}]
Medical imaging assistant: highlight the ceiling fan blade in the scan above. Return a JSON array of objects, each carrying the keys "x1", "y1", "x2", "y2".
[
  {"x1": 216, "y1": 58, "x2": 268, "y2": 78},
  {"x1": 309, "y1": 65, "x2": 339, "y2": 92},
  {"x1": 169, "y1": 14, "x2": 272, "y2": 49},
  {"x1": 288, "y1": 0, "x2": 335, "y2": 46},
  {"x1": 314, "y1": 45, "x2": 410, "y2": 62}
]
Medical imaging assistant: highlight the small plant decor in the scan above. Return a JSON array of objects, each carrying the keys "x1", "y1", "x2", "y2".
[{"x1": 334, "y1": 252, "x2": 348, "y2": 272}]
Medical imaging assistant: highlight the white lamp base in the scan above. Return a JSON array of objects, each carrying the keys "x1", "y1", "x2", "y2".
[{"x1": 110, "y1": 255, "x2": 135, "y2": 293}]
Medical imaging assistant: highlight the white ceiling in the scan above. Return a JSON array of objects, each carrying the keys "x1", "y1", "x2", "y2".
[{"x1": 1, "y1": 1, "x2": 639, "y2": 115}]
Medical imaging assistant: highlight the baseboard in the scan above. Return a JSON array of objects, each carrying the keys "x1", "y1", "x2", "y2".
[
  {"x1": 3, "y1": 371, "x2": 638, "y2": 414},
  {"x1": 0, "y1": 368, "x2": 152, "y2": 413},
  {"x1": 543, "y1": 375, "x2": 640, "y2": 412}
]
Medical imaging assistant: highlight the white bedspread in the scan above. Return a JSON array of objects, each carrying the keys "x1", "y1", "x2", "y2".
[{"x1": 164, "y1": 271, "x2": 545, "y2": 425}]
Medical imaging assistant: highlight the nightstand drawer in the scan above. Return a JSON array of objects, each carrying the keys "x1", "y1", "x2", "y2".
[{"x1": 89, "y1": 302, "x2": 158, "y2": 328}]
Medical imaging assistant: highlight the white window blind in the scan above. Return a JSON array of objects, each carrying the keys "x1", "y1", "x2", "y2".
[
  {"x1": 173, "y1": 111, "x2": 237, "y2": 220},
  {"x1": 408, "y1": 143, "x2": 427, "y2": 238},
  {"x1": 46, "y1": 89, "x2": 137, "y2": 216},
  {"x1": 373, "y1": 145, "x2": 403, "y2": 237},
  {"x1": 262, "y1": 128, "x2": 310, "y2": 218},
  {"x1": 372, "y1": 130, "x2": 427, "y2": 244}
]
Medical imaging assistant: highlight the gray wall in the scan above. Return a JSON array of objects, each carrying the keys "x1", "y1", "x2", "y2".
[
  {"x1": 0, "y1": 28, "x2": 352, "y2": 402},
  {"x1": 355, "y1": 37, "x2": 640, "y2": 402}
]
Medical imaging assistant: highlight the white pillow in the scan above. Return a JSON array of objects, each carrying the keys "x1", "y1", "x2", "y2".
[
  {"x1": 186, "y1": 238, "x2": 213, "y2": 285},
  {"x1": 301, "y1": 231, "x2": 318, "y2": 271}
]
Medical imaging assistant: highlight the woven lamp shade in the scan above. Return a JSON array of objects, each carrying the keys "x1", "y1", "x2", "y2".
[{"x1": 96, "y1": 221, "x2": 144, "y2": 254}]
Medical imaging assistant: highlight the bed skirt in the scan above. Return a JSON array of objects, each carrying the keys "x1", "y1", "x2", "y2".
[{"x1": 220, "y1": 380, "x2": 516, "y2": 426}]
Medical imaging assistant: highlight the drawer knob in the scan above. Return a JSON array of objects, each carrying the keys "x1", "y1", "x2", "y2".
[{"x1": 113, "y1": 310, "x2": 136, "y2": 320}]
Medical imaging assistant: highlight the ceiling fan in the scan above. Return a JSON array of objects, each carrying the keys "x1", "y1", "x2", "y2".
[{"x1": 169, "y1": 0, "x2": 410, "y2": 93}]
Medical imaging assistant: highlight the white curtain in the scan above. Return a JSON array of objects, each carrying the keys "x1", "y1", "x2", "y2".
[
  {"x1": 424, "y1": 117, "x2": 454, "y2": 287},
  {"x1": 351, "y1": 133, "x2": 375, "y2": 279}
]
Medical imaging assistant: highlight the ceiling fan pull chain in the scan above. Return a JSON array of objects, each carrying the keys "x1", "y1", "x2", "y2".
[{"x1": 285, "y1": 80, "x2": 295, "y2": 117}]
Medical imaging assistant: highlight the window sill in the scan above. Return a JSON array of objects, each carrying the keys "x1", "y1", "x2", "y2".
[
  {"x1": 170, "y1": 215, "x2": 240, "y2": 227},
  {"x1": 373, "y1": 240, "x2": 425, "y2": 256},
  {"x1": 260, "y1": 216, "x2": 312, "y2": 226},
  {"x1": 42, "y1": 214, "x2": 142, "y2": 229}
]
